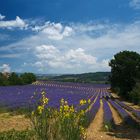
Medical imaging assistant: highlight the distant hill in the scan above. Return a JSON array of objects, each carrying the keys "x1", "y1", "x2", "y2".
[{"x1": 40, "y1": 72, "x2": 111, "y2": 84}]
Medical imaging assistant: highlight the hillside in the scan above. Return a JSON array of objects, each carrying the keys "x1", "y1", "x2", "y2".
[{"x1": 42, "y1": 72, "x2": 110, "y2": 84}]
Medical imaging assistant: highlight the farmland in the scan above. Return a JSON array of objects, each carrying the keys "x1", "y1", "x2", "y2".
[{"x1": 0, "y1": 81, "x2": 140, "y2": 139}]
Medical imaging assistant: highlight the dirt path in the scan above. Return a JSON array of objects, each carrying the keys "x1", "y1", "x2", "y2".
[
  {"x1": 107, "y1": 102, "x2": 140, "y2": 140},
  {"x1": 108, "y1": 101, "x2": 122, "y2": 124},
  {"x1": 87, "y1": 100, "x2": 124, "y2": 140},
  {"x1": 0, "y1": 103, "x2": 140, "y2": 140}
]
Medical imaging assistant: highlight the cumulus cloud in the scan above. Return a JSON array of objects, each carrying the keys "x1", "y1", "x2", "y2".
[
  {"x1": 0, "y1": 13, "x2": 5, "y2": 20},
  {"x1": 0, "y1": 64, "x2": 11, "y2": 73},
  {"x1": 1, "y1": 21, "x2": 140, "y2": 73},
  {"x1": 0, "y1": 16, "x2": 28, "y2": 29},
  {"x1": 33, "y1": 22, "x2": 73, "y2": 40},
  {"x1": 33, "y1": 44, "x2": 109, "y2": 73},
  {"x1": 129, "y1": 0, "x2": 140, "y2": 9}
]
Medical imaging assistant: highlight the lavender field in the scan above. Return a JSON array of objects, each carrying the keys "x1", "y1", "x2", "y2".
[{"x1": 0, "y1": 81, "x2": 140, "y2": 129}]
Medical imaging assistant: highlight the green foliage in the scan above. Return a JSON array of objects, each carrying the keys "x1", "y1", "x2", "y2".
[
  {"x1": 20, "y1": 73, "x2": 36, "y2": 84},
  {"x1": 0, "y1": 73, "x2": 9, "y2": 86},
  {"x1": 129, "y1": 82, "x2": 140, "y2": 105},
  {"x1": 0, "y1": 72, "x2": 36, "y2": 86},
  {"x1": 109, "y1": 51, "x2": 140, "y2": 100},
  {"x1": 46, "y1": 72, "x2": 110, "y2": 84},
  {"x1": 30, "y1": 91, "x2": 87, "y2": 140},
  {"x1": 8, "y1": 72, "x2": 22, "y2": 85},
  {"x1": 0, "y1": 129, "x2": 35, "y2": 140}
]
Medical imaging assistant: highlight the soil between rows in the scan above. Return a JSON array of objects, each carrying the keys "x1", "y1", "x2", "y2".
[{"x1": 0, "y1": 99, "x2": 140, "y2": 140}]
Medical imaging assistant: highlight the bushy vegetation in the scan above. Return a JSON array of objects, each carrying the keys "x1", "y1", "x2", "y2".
[
  {"x1": 30, "y1": 91, "x2": 88, "y2": 140},
  {"x1": 109, "y1": 51, "x2": 140, "y2": 104},
  {"x1": 129, "y1": 82, "x2": 140, "y2": 105},
  {"x1": 0, "y1": 129, "x2": 35, "y2": 140},
  {"x1": 45, "y1": 72, "x2": 110, "y2": 84},
  {"x1": 0, "y1": 72, "x2": 36, "y2": 86}
]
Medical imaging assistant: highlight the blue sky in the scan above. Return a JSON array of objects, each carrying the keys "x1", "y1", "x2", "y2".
[{"x1": 0, "y1": 0, "x2": 140, "y2": 74}]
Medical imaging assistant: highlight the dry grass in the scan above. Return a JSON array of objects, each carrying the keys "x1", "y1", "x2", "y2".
[{"x1": 0, "y1": 112, "x2": 31, "y2": 132}]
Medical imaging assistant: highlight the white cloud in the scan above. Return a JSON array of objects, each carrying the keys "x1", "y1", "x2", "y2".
[
  {"x1": 0, "y1": 14, "x2": 5, "y2": 20},
  {"x1": 0, "y1": 16, "x2": 28, "y2": 29},
  {"x1": 129, "y1": 0, "x2": 140, "y2": 9},
  {"x1": 0, "y1": 53, "x2": 20, "y2": 58},
  {"x1": 34, "y1": 44, "x2": 109, "y2": 73},
  {"x1": 0, "y1": 64, "x2": 11, "y2": 73},
  {"x1": 33, "y1": 22, "x2": 73, "y2": 40},
  {"x1": 1, "y1": 21, "x2": 140, "y2": 73},
  {"x1": 65, "y1": 48, "x2": 97, "y2": 65}
]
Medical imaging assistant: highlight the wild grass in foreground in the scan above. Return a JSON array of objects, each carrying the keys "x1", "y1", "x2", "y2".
[
  {"x1": 30, "y1": 90, "x2": 88, "y2": 140},
  {"x1": 0, "y1": 129, "x2": 35, "y2": 140},
  {"x1": 0, "y1": 90, "x2": 90, "y2": 140}
]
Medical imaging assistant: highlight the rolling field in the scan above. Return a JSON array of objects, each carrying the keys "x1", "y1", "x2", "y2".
[{"x1": 0, "y1": 81, "x2": 140, "y2": 139}]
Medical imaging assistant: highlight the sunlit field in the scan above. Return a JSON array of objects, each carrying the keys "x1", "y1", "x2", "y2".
[{"x1": 0, "y1": 81, "x2": 140, "y2": 140}]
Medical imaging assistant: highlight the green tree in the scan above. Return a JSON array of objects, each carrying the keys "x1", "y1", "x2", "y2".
[
  {"x1": 8, "y1": 72, "x2": 22, "y2": 85},
  {"x1": 109, "y1": 51, "x2": 140, "y2": 99},
  {"x1": 0, "y1": 72, "x2": 5, "y2": 86},
  {"x1": 20, "y1": 73, "x2": 36, "y2": 84},
  {"x1": 129, "y1": 82, "x2": 140, "y2": 105},
  {"x1": 0, "y1": 72, "x2": 9, "y2": 86}
]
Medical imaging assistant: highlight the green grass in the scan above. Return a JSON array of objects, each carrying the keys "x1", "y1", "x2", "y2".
[{"x1": 0, "y1": 129, "x2": 35, "y2": 140}]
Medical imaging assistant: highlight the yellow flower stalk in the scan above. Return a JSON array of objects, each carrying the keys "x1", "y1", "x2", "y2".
[
  {"x1": 88, "y1": 99, "x2": 91, "y2": 104},
  {"x1": 37, "y1": 105, "x2": 44, "y2": 114},
  {"x1": 64, "y1": 105, "x2": 69, "y2": 111},
  {"x1": 80, "y1": 99, "x2": 87, "y2": 105},
  {"x1": 31, "y1": 111, "x2": 35, "y2": 116},
  {"x1": 43, "y1": 97, "x2": 49, "y2": 104},
  {"x1": 60, "y1": 98, "x2": 64, "y2": 104}
]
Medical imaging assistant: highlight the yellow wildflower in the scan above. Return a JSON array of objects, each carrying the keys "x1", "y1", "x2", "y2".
[
  {"x1": 43, "y1": 97, "x2": 49, "y2": 104},
  {"x1": 64, "y1": 105, "x2": 69, "y2": 111},
  {"x1": 60, "y1": 106, "x2": 63, "y2": 112},
  {"x1": 37, "y1": 105, "x2": 44, "y2": 114},
  {"x1": 41, "y1": 91, "x2": 46, "y2": 95},
  {"x1": 88, "y1": 99, "x2": 91, "y2": 104},
  {"x1": 70, "y1": 105, "x2": 74, "y2": 113},
  {"x1": 80, "y1": 99, "x2": 86, "y2": 105},
  {"x1": 31, "y1": 111, "x2": 35, "y2": 116}
]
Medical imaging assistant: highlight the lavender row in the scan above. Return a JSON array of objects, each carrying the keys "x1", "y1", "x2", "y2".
[
  {"x1": 86, "y1": 96, "x2": 100, "y2": 125},
  {"x1": 109, "y1": 99, "x2": 139, "y2": 126},
  {"x1": 0, "y1": 84, "x2": 110, "y2": 109},
  {"x1": 102, "y1": 99, "x2": 114, "y2": 127},
  {"x1": 115, "y1": 99, "x2": 140, "y2": 119}
]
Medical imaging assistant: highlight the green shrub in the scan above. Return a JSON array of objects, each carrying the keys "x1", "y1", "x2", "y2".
[
  {"x1": 129, "y1": 83, "x2": 140, "y2": 105},
  {"x1": 30, "y1": 91, "x2": 88, "y2": 140},
  {"x1": 0, "y1": 129, "x2": 35, "y2": 140}
]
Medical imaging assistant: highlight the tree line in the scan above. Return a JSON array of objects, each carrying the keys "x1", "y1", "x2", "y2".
[
  {"x1": 109, "y1": 51, "x2": 140, "y2": 105},
  {"x1": 0, "y1": 72, "x2": 36, "y2": 86}
]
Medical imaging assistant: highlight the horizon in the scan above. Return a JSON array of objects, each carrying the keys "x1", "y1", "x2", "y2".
[
  {"x1": 0, "y1": 0, "x2": 140, "y2": 74},
  {"x1": 1, "y1": 71, "x2": 111, "y2": 75}
]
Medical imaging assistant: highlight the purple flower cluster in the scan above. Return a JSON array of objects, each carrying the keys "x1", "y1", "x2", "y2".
[
  {"x1": 109, "y1": 100, "x2": 128, "y2": 119},
  {"x1": 109, "y1": 99, "x2": 138, "y2": 126},
  {"x1": 86, "y1": 96, "x2": 100, "y2": 125},
  {"x1": 115, "y1": 99, "x2": 140, "y2": 119},
  {"x1": 0, "y1": 82, "x2": 110, "y2": 110},
  {"x1": 102, "y1": 98, "x2": 114, "y2": 126}
]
